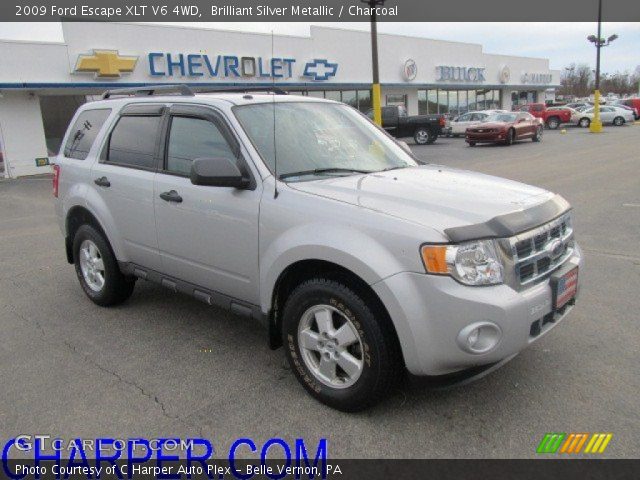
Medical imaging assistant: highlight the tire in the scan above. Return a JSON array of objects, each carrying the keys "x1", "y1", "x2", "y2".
[
  {"x1": 579, "y1": 117, "x2": 590, "y2": 128},
  {"x1": 282, "y1": 278, "x2": 401, "y2": 412},
  {"x1": 73, "y1": 224, "x2": 135, "y2": 306},
  {"x1": 468, "y1": 141, "x2": 476, "y2": 147},
  {"x1": 613, "y1": 116, "x2": 624, "y2": 126},
  {"x1": 532, "y1": 126, "x2": 542, "y2": 142},
  {"x1": 414, "y1": 127, "x2": 435, "y2": 145},
  {"x1": 546, "y1": 117, "x2": 560, "y2": 129},
  {"x1": 505, "y1": 129, "x2": 515, "y2": 146}
]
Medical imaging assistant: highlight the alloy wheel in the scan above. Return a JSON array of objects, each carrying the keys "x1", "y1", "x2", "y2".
[
  {"x1": 297, "y1": 304, "x2": 364, "y2": 389},
  {"x1": 78, "y1": 239, "x2": 105, "y2": 292}
]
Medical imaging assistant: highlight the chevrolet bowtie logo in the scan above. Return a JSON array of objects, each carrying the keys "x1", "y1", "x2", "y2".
[
  {"x1": 74, "y1": 50, "x2": 138, "y2": 78},
  {"x1": 303, "y1": 59, "x2": 338, "y2": 81}
]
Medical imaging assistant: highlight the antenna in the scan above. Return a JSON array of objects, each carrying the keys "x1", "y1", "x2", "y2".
[{"x1": 272, "y1": 30, "x2": 279, "y2": 199}]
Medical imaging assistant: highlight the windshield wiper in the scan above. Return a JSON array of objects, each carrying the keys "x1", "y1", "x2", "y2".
[
  {"x1": 279, "y1": 168, "x2": 373, "y2": 180},
  {"x1": 378, "y1": 165, "x2": 409, "y2": 172}
]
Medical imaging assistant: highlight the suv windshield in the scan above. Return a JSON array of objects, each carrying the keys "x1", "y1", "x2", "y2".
[
  {"x1": 484, "y1": 112, "x2": 518, "y2": 123},
  {"x1": 234, "y1": 102, "x2": 417, "y2": 181}
]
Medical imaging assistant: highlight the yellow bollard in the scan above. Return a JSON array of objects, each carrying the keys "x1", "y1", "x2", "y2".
[{"x1": 560, "y1": 129, "x2": 567, "y2": 134}]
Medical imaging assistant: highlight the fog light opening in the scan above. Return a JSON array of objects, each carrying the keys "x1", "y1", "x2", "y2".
[{"x1": 457, "y1": 322, "x2": 502, "y2": 354}]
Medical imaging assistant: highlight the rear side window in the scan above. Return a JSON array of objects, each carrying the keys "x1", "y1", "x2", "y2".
[
  {"x1": 166, "y1": 117, "x2": 236, "y2": 176},
  {"x1": 106, "y1": 116, "x2": 161, "y2": 169},
  {"x1": 63, "y1": 109, "x2": 111, "y2": 160}
]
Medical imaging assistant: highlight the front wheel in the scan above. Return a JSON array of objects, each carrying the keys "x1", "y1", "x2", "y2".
[
  {"x1": 613, "y1": 116, "x2": 625, "y2": 126},
  {"x1": 505, "y1": 129, "x2": 515, "y2": 145},
  {"x1": 579, "y1": 117, "x2": 591, "y2": 128},
  {"x1": 546, "y1": 117, "x2": 560, "y2": 129},
  {"x1": 282, "y1": 278, "x2": 401, "y2": 412},
  {"x1": 532, "y1": 126, "x2": 542, "y2": 142},
  {"x1": 468, "y1": 141, "x2": 476, "y2": 147},
  {"x1": 414, "y1": 127, "x2": 436, "y2": 145},
  {"x1": 73, "y1": 225, "x2": 135, "y2": 306}
]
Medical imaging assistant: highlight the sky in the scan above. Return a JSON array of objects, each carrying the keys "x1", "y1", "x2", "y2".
[{"x1": 1, "y1": 22, "x2": 638, "y2": 73}]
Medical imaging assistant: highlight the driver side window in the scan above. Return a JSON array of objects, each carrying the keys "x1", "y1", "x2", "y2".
[{"x1": 166, "y1": 116, "x2": 236, "y2": 176}]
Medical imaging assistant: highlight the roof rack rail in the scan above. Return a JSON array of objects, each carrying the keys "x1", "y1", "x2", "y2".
[
  {"x1": 195, "y1": 86, "x2": 289, "y2": 95},
  {"x1": 102, "y1": 84, "x2": 195, "y2": 99}
]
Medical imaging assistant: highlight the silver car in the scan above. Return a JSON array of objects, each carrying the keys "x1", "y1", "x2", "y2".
[{"x1": 54, "y1": 86, "x2": 583, "y2": 411}]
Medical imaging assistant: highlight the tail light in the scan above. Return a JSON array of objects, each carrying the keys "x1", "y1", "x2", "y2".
[
  {"x1": 53, "y1": 164, "x2": 60, "y2": 198},
  {"x1": 439, "y1": 116, "x2": 446, "y2": 127}
]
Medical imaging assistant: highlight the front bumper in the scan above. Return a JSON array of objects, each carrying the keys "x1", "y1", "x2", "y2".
[
  {"x1": 465, "y1": 131, "x2": 505, "y2": 143},
  {"x1": 372, "y1": 246, "x2": 583, "y2": 376}
]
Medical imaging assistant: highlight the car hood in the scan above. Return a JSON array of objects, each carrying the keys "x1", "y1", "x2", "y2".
[
  {"x1": 472, "y1": 121, "x2": 510, "y2": 129},
  {"x1": 287, "y1": 165, "x2": 553, "y2": 237}
]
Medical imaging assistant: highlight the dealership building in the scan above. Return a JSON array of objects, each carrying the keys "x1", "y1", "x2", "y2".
[{"x1": 0, "y1": 22, "x2": 560, "y2": 177}]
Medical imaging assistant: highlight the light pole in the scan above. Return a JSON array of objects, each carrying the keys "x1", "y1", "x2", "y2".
[
  {"x1": 362, "y1": 0, "x2": 385, "y2": 126},
  {"x1": 587, "y1": 0, "x2": 618, "y2": 133}
]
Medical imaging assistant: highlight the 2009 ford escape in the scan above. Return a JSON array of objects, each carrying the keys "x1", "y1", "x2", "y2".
[{"x1": 54, "y1": 86, "x2": 582, "y2": 411}]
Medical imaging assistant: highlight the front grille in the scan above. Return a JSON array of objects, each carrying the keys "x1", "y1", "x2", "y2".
[{"x1": 501, "y1": 213, "x2": 574, "y2": 288}]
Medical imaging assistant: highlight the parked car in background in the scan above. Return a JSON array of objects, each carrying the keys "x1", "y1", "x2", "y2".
[
  {"x1": 513, "y1": 103, "x2": 572, "y2": 130},
  {"x1": 466, "y1": 111, "x2": 543, "y2": 146},
  {"x1": 366, "y1": 105, "x2": 446, "y2": 145},
  {"x1": 614, "y1": 99, "x2": 639, "y2": 119},
  {"x1": 565, "y1": 102, "x2": 590, "y2": 111},
  {"x1": 572, "y1": 105, "x2": 635, "y2": 128},
  {"x1": 445, "y1": 110, "x2": 506, "y2": 137}
]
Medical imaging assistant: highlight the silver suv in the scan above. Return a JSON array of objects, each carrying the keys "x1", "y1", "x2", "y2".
[{"x1": 54, "y1": 86, "x2": 582, "y2": 411}]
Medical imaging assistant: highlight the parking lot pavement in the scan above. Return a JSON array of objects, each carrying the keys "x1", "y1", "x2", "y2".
[{"x1": 1, "y1": 126, "x2": 638, "y2": 459}]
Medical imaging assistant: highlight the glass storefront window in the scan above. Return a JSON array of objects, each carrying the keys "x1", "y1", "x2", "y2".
[
  {"x1": 427, "y1": 90, "x2": 438, "y2": 114},
  {"x1": 418, "y1": 90, "x2": 427, "y2": 115},
  {"x1": 386, "y1": 94, "x2": 407, "y2": 107},
  {"x1": 448, "y1": 91, "x2": 459, "y2": 117},
  {"x1": 438, "y1": 90, "x2": 448, "y2": 114},
  {"x1": 341, "y1": 90, "x2": 357, "y2": 108},
  {"x1": 458, "y1": 90, "x2": 468, "y2": 114},
  {"x1": 324, "y1": 91, "x2": 341, "y2": 102},
  {"x1": 357, "y1": 90, "x2": 371, "y2": 112}
]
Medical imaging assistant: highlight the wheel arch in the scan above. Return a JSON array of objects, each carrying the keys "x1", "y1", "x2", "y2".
[
  {"x1": 267, "y1": 259, "x2": 403, "y2": 367},
  {"x1": 65, "y1": 205, "x2": 121, "y2": 264}
]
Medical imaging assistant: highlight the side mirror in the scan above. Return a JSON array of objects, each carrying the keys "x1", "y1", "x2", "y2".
[
  {"x1": 397, "y1": 140, "x2": 412, "y2": 154},
  {"x1": 190, "y1": 157, "x2": 250, "y2": 189}
]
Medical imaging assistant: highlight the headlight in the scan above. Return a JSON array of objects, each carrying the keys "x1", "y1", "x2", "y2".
[{"x1": 421, "y1": 240, "x2": 504, "y2": 286}]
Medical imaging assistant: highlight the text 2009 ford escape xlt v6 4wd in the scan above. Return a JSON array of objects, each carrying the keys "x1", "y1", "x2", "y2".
[{"x1": 54, "y1": 86, "x2": 582, "y2": 412}]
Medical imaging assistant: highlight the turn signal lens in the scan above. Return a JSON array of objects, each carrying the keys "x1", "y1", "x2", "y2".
[{"x1": 421, "y1": 245, "x2": 448, "y2": 274}]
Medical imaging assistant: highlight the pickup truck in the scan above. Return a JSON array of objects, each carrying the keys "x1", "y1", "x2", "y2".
[
  {"x1": 367, "y1": 105, "x2": 446, "y2": 145},
  {"x1": 513, "y1": 103, "x2": 572, "y2": 130}
]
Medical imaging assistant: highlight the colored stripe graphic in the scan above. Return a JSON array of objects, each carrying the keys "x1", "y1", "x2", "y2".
[
  {"x1": 559, "y1": 433, "x2": 589, "y2": 454},
  {"x1": 584, "y1": 433, "x2": 613, "y2": 454},
  {"x1": 537, "y1": 433, "x2": 566, "y2": 453}
]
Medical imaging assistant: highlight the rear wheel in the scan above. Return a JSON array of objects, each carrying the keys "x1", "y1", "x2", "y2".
[
  {"x1": 532, "y1": 126, "x2": 542, "y2": 142},
  {"x1": 282, "y1": 278, "x2": 401, "y2": 412},
  {"x1": 73, "y1": 225, "x2": 135, "y2": 306},
  {"x1": 579, "y1": 117, "x2": 590, "y2": 128},
  {"x1": 613, "y1": 116, "x2": 625, "y2": 126},
  {"x1": 414, "y1": 127, "x2": 436, "y2": 145},
  {"x1": 546, "y1": 117, "x2": 560, "y2": 129}
]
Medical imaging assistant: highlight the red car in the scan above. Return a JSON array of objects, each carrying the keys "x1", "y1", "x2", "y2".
[
  {"x1": 513, "y1": 103, "x2": 572, "y2": 129},
  {"x1": 616, "y1": 98, "x2": 640, "y2": 120},
  {"x1": 465, "y1": 111, "x2": 543, "y2": 146}
]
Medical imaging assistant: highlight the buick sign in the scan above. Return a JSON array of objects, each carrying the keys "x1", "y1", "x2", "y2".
[
  {"x1": 403, "y1": 59, "x2": 417, "y2": 81},
  {"x1": 437, "y1": 66, "x2": 486, "y2": 82}
]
